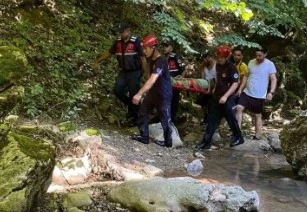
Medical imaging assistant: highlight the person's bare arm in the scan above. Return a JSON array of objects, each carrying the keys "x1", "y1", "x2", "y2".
[
  {"x1": 267, "y1": 73, "x2": 277, "y2": 100},
  {"x1": 237, "y1": 74, "x2": 248, "y2": 96},
  {"x1": 93, "y1": 52, "x2": 112, "y2": 69},
  {"x1": 132, "y1": 73, "x2": 159, "y2": 105},
  {"x1": 140, "y1": 56, "x2": 150, "y2": 79},
  {"x1": 219, "y1": 82, "x2": 239, "y2": 104}
]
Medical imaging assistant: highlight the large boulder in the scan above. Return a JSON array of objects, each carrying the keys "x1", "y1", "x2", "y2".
[
  {"x1": 231, "y1": 138, "x2": 273, "y2": 152},
  {"x1": 107, "y1": 177, "x2": 259, "y2": 212},
  {"x1": 0, "y1": 126, "x2": 56, "y2": 212},
  {"x1": 280, "y1": 116, "x2": 307, "y2": 180},
  {"x1": 149, "y1": 123, "x2": 183, "y2": 148},
  {"x1": 0, "y1": 46, "x2": 27, "y2": 86}
]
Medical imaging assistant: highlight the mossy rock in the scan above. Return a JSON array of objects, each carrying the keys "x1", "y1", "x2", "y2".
[
  {"x1": 107, "y1": 177, "x2": 259, "y2": 212},
  {"x1": 280, "y1": 116, "x2": 307, "y2": 180},
  {"x1": 0, "y1": 130, "x2": 56, "y2": 212},
  {"x1": 63, "y1": 189, "x2": 93, "y2": 209},
  {"x1": 16, "y1": 124, "x2": 64, "y2": 143},
  {"x1": 85, "y1": 128, "x2": 100, "y2": 136},
  {"x1": 58, "y1": 121, "x2": 76, "y2": 132},
  {"x1": 0, "y1": 86, "x2": 24, "y2": 119},
  {"x1": 0, "y1": 46, "x2": 27, "y2": 86}
]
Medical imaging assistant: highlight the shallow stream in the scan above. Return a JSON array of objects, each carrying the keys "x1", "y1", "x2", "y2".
[{"x1": 166, "y1": 150, "x2": 307, "y2": 212}]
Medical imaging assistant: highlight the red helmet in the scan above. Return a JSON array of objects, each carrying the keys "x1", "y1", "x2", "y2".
[
  {"x1": 216, "y1": 45, "x2": 231, "y2": 58},
  {"x1": 142, "y1": 35, "x2": 159, "y2": 48}
]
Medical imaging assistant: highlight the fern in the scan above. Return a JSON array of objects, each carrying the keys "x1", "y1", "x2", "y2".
[
  {"x1": 153, "y1": 12, "x2": 197, "y2": 53},
  {"x1": 246, "y1": 20, "x2": 285, "y2": 38},
  {"x1": 213, "y1": 34, "x2": 261, "y2": 48}
]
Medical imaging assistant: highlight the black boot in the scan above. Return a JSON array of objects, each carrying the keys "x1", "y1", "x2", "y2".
[
  {"x1": 130, "y1": 135, "x2": 149, "y2": 144},
  {"x1": 155, "y1": 140, "x2": 172, "y2": 148},
  {"x1": 230, "y1": 136, "x2": 244, "y2": 147},
  {"x1": 195, "y1": 141, "x2": 211, "y2": 150}
]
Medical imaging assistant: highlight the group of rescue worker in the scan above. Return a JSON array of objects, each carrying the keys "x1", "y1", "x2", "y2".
[{"x1": 93, "y1": 23, "x2": 277, "y2": 149}]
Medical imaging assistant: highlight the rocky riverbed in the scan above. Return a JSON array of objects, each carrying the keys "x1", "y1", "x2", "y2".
[{"x1": 32, "y1": 115, "x2": 307, "y2": 212}]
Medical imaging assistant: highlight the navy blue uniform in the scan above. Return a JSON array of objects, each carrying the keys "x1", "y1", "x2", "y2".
[
  {"x1": 201, "y1": 60, "x2": 242, "y2": 146},
  {"x1": 138, "y1": 56, "x2": 173, "y2": 145},
  {"x1": 109, "y1": 36, "x2": 143, "y2": 120},
  {"x1": 168, "y1": 53, "x2": 183, "y2": 122}
]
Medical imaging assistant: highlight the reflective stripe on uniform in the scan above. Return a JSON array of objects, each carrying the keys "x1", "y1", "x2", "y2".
[{"x1": 116, "y1": 52, "x2": 137, "y2": 56}]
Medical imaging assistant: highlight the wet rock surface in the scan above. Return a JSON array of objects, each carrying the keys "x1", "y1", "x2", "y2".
[
  {"x1": 107, "y1": 177, "x2": 259, "y2": 212},
  {"x1": 36, "y1": 116, "x2": 307, "y2": 212}
]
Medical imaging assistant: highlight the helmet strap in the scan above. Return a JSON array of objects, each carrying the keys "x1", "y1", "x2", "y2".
[{"x1": 149, "y1": 47, "x2": 156, "y2": 59}]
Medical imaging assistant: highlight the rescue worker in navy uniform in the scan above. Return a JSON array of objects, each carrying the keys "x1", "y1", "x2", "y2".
[
  {"x1": 161, "y1": 37, "x2": 183, "y2": 123},
  {"x1": 131, "y1": 35, "x2": 173, "y2": 148},
  {"x1": 93, "y1": 23, "x2": 147, "y2": 125},
  {"x1": 196, "y1": 45, "x2": 244, "y2": 150}
]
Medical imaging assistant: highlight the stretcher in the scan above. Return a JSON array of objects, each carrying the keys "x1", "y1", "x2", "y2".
[{"x1": 171, "y1": 77, "x2": 214, "y2": 94}]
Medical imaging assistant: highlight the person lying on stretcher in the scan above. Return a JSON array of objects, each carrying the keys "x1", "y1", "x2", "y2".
[{"x1": 171, "y1": 76, "x2": 215, "y2": 93}]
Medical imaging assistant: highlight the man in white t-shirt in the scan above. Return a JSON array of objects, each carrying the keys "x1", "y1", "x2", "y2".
[
  {"x1": 236, "y1": 47, "x2": 277, "y2": 139},
  {"x1": 196, "y1": 51, "x2": 216, "y2": 124}
]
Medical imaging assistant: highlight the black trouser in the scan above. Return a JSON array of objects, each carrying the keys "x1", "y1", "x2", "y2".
[
  {"x1": 113, "y1": 70, "x2": 141, "y2": 118},
  {"x1": 171, "y1": 89, "x2": 180, "y2": 121},
  {"x1": 202, "y1": 95, "x2": 241, "y2": 144},
  {"x1": 137, "y1": 94, "x2": 172, "y2": 144},
  {"x1": 195, "y1": 94, "x2": 213, "y2": 121}
]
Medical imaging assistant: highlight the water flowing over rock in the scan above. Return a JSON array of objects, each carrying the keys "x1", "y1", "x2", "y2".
[
  {"x1": 107, "y1": 177, "x2": 259, "y2": 212},
  {"x1": 280, "y1": 116, "x2": 307, "y2": 180}
]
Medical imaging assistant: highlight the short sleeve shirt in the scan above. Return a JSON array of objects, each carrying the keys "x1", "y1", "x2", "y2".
[
  {"x1": 149, "y1": 56, "x2": 172, "y2": 100},
  {"x1": 244, "y1": 58, "x2": 276, "y2": 99},
  {"x1": 236, "y1": 62, "x2": 248, "y2": 81},
  {"x1": 204, "y1": 63, "x2": 217, "y2": 80},
  {"x1": 214, "y1": 61, "x2": 239, "y2": 99}
]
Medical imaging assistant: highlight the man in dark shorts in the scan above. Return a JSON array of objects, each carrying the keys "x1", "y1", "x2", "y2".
[
  {"x1": 131, "y1": 35, "x2": 173, "y2": 148},
  {"x1": 236, "y1": 47, "x2": 277, "y2": 139},
  {"x1": 196, "y1": 45, "x2": 244, "y2": 150}
]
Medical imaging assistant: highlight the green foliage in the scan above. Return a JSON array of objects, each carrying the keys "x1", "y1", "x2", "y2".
[
  {"x1": 246, "y1": 0, "x2": 307, "y2": 30},
  {"x1": 0, "y1": 1, "x2": 113, "y2": 120},
  {"x1": 153, "y1": 12, "x2": 197, "y2": 53},
  {"x1": 246, "y1": 20, "x2": 285, "y2": 38},
  {"x1": 284, "y1": 68, "x2": 307, "y2": 99},
  {"x1": 58, "y1": 121, "x2": 76, "y2": 132},
  {"x1": 0, "y1": 46, "x2": 28, "y2": 85},
  {"x1": 198, "y1": 0, "x2": 253, "y2": 21},
  {"x1": 2, "y1": 0, "x2": 307, "y2": 122},
  {"x1": 213, "y1": 34, "x2": 261, "y2": 48}
]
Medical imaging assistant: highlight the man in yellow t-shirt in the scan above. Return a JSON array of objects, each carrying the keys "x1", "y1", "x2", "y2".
[
  {"x1": 232, "y1": 47, "x2": 248, "y2": 104},
  {"x1": 232, "y1": 46, "x2": 248, "y2": 84}
]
